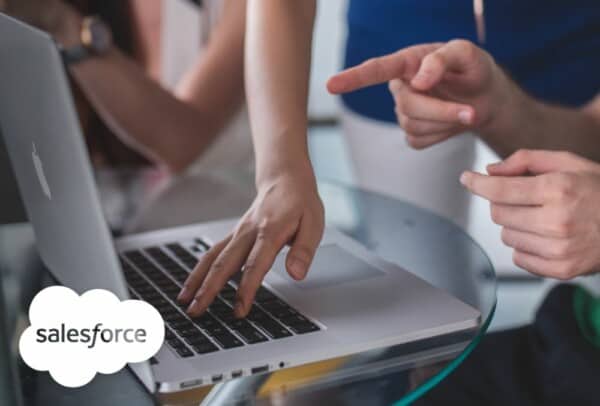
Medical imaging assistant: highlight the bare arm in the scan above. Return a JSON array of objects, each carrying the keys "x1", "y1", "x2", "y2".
[
  {"x1": 53, "y1": 0, "x2": 246, "y2": 173},
  {"x1": 245, "y1": 0, "x2": 317, "y2": 183},
  {"x1": 481, "y1": 85, "x2": 600, "y2": 161},
  {"x1": 177, "y1": 0, "x2": 326, "y2": 319}
]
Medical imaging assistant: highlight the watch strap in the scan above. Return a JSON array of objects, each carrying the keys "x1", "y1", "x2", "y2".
[{"x1": 61, "y1": 45, "x2": 92, "y2": 66}]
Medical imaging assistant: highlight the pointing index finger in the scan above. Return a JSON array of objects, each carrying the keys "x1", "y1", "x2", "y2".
[
  {"x1": 327, "y1": 54, "x2": 407, "y2": 94},
  {"x1": 327, "y1": 43, "x2": 443, "y2": 94}
]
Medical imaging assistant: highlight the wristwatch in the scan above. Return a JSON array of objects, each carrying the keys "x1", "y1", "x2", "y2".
[{"x1": 61, "y1": 16, "x2": 113, "y2": 65}]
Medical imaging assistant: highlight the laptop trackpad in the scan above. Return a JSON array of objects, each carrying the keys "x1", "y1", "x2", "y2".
[{"x1": 273, "y1": 244, "x2": 385, "y2": 290}]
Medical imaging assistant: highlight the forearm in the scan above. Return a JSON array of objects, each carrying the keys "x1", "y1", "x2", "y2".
[
  {"x1": 245, "y1": 0, "x2": 317, "y2": 185},
  {"x1": 481, "y1": 72, "x2": 600, "y2": 162},
  {"x1": 175, "y1": 0, "x2": 246, "y2": 144},
  {"x1": 70, "y1": 50, "x2": 218, "y2": 172},
  {"x1": 60, "y1": 2, "x2": 245, "y2": 172}
]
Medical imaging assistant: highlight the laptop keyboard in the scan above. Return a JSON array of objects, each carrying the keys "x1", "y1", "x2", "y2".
[{"x1": 120, "y1": 239, "x2": 320, "y2": 358}]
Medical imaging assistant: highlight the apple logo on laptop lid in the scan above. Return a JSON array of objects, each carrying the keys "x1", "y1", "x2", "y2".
[{"x1": 32, "y1": 142, "x2": 51, "y2": 200}]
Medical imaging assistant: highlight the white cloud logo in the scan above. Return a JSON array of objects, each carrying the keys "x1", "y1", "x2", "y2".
[{"x1": 19, "y1": 286, "x2": 164, "y2": 388}]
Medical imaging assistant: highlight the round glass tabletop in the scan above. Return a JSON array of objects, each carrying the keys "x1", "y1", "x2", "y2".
[
  {"x1": 98, "y1": 169, "x2": 497, "y2": 406},
  {"x1": 0, "y1": 168, "x2": 496, "y2": 406}
]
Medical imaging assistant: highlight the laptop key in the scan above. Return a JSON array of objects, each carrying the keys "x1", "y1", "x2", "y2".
[
  {"x1": 154, "y1": 304, "x2": 173, "y2": 314},
  {"x1": 212, "y1": 332, "x2": 244, "y2": 349},
  {"x1": 225, "y1": 319, "x2": 252, "y2": 331},
  {"x1": 169, "y1": 320, "x2": 194, "y2": 330},
  {"x1": 192, "y1": 314, "x2": 220, "y2": 329},
  {"x1": 166, "y1": 243, "x2": 199, "y2": 269},
  {"x1": 219, "y1": 287, "x2": 237, "y2": 302},
  {"x1": 236, "y1": 327, "x2": 268, "y2": 344},
  {"x1": 255, "y1": 319, "x2": 292, "y2": 339},
  {"x1": 247, "y1": 307, "x2": 269, "y2": 322},
  {"x1": 280, "y1": 314, "x2": 311, "y2": 326},
  {"x1": 179, "y1": 327, "x2": 203, "y2": 338},
  {"x1": 165, "y1": 313, "x2": 187, "y2": 324},
  {"x1": 194, "y1": 238, "x2": 210, "y2": 251},
  {"x1": 255, "y1": 287, "x2": 277, "y2": 303},
  {"x1": 260, "y1": 299, "x2": 289, "y2": 312},
  {"x1": 176, "y1": 346, "x2": 194, "y2": 358},
  {"x1": 184, "y1": 334, "x2": 211, "y2": 346},
  {"x1": 209, "y1": 303, "x2": 233, "y2": 317},
  {"x1": 288, "y1": 322, "x2": 320, "y2": 334},
  {"x1": 204, "y1": 323, "x2": 228, "y2": 337},
  {"x1": 268, "y1": 306, "x2": 298, "y2": 320},
  {"x1": 191, "y1": 342, "x2": 219, "y2": 354},
  {"x1": 167, "y1": 338, "x2": 185, "y2": 349},
  {"x1": 217, "y1": 313, "x2": 236, "y2": 324}
]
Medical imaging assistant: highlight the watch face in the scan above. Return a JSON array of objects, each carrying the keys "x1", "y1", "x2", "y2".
[{"x1": 82, "y1": 18, "x2": 112, "y2": 54}]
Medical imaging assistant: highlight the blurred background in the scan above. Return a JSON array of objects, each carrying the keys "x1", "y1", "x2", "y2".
[{"x1": 0, "y1": 0, "x2": 552, "y2": 334}]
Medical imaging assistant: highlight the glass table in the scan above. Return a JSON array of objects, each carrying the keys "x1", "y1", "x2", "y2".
[{"x1": 0, "y1": 168, "x2": 496, "y2": 406}]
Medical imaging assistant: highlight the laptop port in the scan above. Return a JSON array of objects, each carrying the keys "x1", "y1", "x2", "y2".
[
  {"x1": 211, "y1": 374, "x2": 223, "y2": 383},
  {"x1": 251, "y1": 365, "x2": 269, "y2": 375},
  {"x1": 180, "y1": 379, "x2": 202, "y2": 389},
  {"x1": 231, "y1": 370, "x2": 243, "y2": 379}
]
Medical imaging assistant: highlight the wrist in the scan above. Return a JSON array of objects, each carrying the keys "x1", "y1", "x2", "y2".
[
  {"x1": 256, "y1": 157, "x2": 316, "y2": 191},
  {"x1": 479, "y1": 66, "x2": 531, "y2": 142}
]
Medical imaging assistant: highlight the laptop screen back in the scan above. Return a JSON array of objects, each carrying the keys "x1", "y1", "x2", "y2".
[{"x1": 0, "y1": 14, "x2": 127, "y2": 298}]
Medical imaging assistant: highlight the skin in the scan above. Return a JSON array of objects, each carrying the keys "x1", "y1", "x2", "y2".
[
  {"x1": 2, "y1": 0, "x2": 247, "y2": 173},
  {"x1": 327, "y1": 40, "x2": 600, "y2": 161},
  {"x1": 462, "y1": 151, "x2": 600, "y2": 279},
  {"x1": 328, "y1": 39, "x2": 600, "y2": 279},
  {"x1": 7, "y1": 0, "x2": 324, "y2": 318},
  {"x1": 178, "y1": 0, "x2": 324, "y2": 319}
]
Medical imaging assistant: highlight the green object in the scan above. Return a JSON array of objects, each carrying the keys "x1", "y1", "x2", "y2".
[
  {"x1": 393, "y1": 301, "x2": 497, "y2": 406},
  {"x1": 574, "y1": 286, "x2": 600, "y2": 348}
]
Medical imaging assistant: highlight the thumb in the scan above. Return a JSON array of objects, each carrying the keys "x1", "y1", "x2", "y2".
[
  {"x1": 285, "y1": 214, "x2": 323, "y2": 281},
  {"x1": 487, "y1": 150, "x2": 588, "y2": 176},
  {"x1": 411, "y1": 40, "x2": 484, "y2": 92}
]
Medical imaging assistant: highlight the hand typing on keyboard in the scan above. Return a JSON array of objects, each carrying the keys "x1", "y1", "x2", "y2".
[
  {"x1": 121, "y1": 244, "x2": 320, "y2": 358},
  {"x1": 176, "y1": 173, "x2": 325, "y2": 319}
]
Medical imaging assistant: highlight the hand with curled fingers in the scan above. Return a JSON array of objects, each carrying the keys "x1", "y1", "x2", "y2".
[
  {"x1": 460, "y1": 149, "x2": 600, "y2": 280},
  {"x1": 178, "y1": 170, "x2": 325, "y2": 318},
  {"x1": 327, "y1": 40, "x2": 512, "y2": 149}
]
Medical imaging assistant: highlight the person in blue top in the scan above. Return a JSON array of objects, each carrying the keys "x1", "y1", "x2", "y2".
[
  {"x1": 181, "y1": 0, "x2": 600, "y2": 338},
  {"x1": 328, "y1": 38, "x2": 600, "y2": 406},
  {"x1": 344, "y1": 0, "x2": 600, "y2": 120}
]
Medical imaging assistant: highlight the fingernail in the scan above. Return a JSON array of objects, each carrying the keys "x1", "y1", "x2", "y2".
[
  {"x1": 234, "y1": 300, "x2": 245, "y2": 318},
  {"x1": 458, "y1": 109, "x2": 473, "y2": 125},
  {"x1": 460, "y1": 172, "x2": 471, "y2": 186},
  {"x1": 289, "y1": 259, "x2": 308, "y2": 280},
  {"x1": 487, "y1": 161, "x2": 502, "y2": 171},
  {"x1": 415, "y1": 70, "x2": 429, "y2": 80},
  {"x1": 186, "y1": 299, "x2": 198, "y2": 314},
  {"x1": 177, "y1": 287, "x2": 189, "y2": 302}
]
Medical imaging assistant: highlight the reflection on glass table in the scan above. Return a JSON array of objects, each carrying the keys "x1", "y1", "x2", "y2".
[{"x1": 1, "y1": 168, "x2": 496, "y2": 406}]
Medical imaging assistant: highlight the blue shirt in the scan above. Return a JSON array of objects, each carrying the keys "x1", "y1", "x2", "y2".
[{"x1": 343, "y1": 0, "x2": 600, "y2": 123}]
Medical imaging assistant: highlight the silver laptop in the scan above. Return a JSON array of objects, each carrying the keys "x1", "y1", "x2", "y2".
[{"x1": 0, "y1": 14, "x2": 480, "y2": 394}]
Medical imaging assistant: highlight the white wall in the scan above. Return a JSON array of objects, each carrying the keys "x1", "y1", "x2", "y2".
[{"x1": 308, "y1": 0, "x2": 347, "y2": 119}]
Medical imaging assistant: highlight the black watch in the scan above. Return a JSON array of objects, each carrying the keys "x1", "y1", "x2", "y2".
[{"x1": 61, "y1": 16, "x2": 113, "y2": 65}]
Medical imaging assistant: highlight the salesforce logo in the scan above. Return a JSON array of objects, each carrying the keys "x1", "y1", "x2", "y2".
[
  {"x1": 19, "y1": 286, "x2": 164, "y2": 387},
  {"x1": 35, "y1": 323, "x2": 149, "y2": 349}
]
